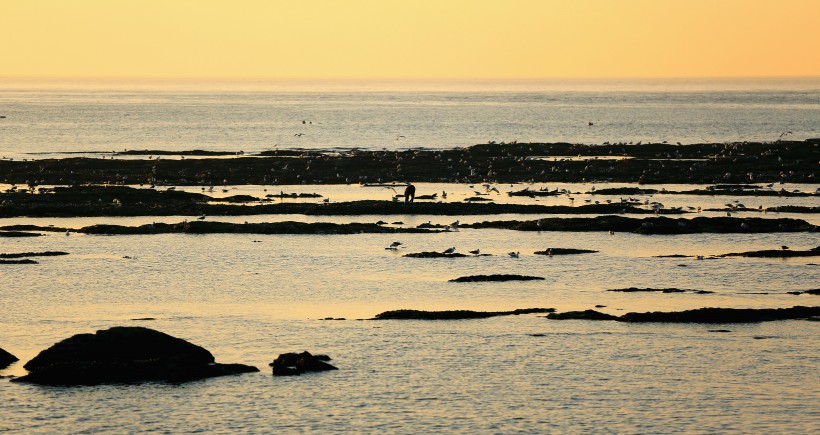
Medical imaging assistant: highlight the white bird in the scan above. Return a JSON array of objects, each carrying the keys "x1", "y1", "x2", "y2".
[
  {"x1": 469, "y1": 249, "x2": 480, "y2": 255},
  {"x1": 508, "y1": 251, "x2": 520, "y2": 258},
  {"x1": 443, "y1": 247, "x2": 456, "y2": 254},
  {"x1": 197, "y1": 214, "x2": 206, "y2": 220}
]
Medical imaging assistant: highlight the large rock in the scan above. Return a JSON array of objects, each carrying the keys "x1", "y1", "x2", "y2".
[
  {"x1": 0, "y1": 347, "x2": 18, "y2": 369},
  {"x1": 270, "y1": 351, "x2": 337, "y2": 376},
  {"x1": 13, "y1": 326, "x2": 258, "y2": 385}
]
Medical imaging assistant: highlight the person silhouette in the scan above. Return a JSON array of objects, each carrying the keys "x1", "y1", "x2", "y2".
[{"x1": 404, "y1": 184, "x2": 416, "y2": 203}]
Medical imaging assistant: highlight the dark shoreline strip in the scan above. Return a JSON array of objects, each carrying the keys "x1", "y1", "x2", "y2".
[
  {"x1": 374, "y1": 308, "x2": 555, "y2": 320},
  {"x1": 546, "y1": 306, "x2": 820, "y2": 323}
]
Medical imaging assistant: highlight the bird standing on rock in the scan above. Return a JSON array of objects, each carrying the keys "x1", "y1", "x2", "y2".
[{"x1": 443, "y1": 247, "x2": 456, "y2": 254}]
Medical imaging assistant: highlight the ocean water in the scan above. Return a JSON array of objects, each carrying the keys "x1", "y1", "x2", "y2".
[
  {"x1": 1, "y1": 78, "x2": 819, "y2": 159},
  {"x1": 1, "y1": 79, "x2": 819, "y2": 433}
]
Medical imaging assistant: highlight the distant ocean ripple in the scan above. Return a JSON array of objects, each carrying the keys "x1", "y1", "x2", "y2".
[{"x1": 0, "y1": 78, "x2": 819, "y2": 158}]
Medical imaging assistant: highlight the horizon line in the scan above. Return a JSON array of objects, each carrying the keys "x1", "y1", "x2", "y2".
[{"x1": 2, "y1": 74, "x2": 820, "y2": 83}]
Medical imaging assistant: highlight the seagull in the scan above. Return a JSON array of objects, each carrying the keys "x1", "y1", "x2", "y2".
[
  {"x1": 197, "y1": 214, "x2": 206, "y2": 220},
  {"x1": 443, "y1": 247, "x2": 456, "y2": 254},
  {"x1": 781, "y1": 245, "x2": 790, "y2": 250},
  {"x1": 469, "y1": 249, "x2": 480, "y2": 255},
  {"x1": 508, "y1": 251, "x2": 520, "y2": 258},
  {"x1": 389, "y1": 241, "x2": 402, "y2": 248}
]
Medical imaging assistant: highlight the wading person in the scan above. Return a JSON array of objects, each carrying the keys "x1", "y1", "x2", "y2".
[{"x1": 404, "y1": 183, "x2": 416, "y2": 203}]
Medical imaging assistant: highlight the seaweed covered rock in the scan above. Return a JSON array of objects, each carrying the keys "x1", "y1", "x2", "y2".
[
  {"x1": 13, "y1": 326, "x2": 258, "y2": 385},
  {"x1": 270, "y1": 351, "x2": 337, "y2": 376},
  {"x1": 449, "y1": 274, "x2": 545, "y2": 282},
  {"x1": 374, "y1": 308, "x2": 554, "y2": 320},
  {"x1": 0, "y1": 347, "x2": 18, "y2": 369}
]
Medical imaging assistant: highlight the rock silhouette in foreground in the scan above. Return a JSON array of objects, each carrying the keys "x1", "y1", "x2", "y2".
[
  {"x1": 374, "y1": 308, "x2": 555, "y2": 320},
  {"x1": 547, "y1": 306, "x2": 820, "y2": 323},
  {"x1": 0, "y1": 347, "x2": 18, "y2": 369},
  {"x1": 12, "y1": 326, "x2": 258, "y2": 385},
  {"x1": 270, "y1": 351, "x2": 337, "y2": 376}
]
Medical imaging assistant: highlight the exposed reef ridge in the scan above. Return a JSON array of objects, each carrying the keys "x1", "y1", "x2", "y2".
[
  {"x1": 719, "y1": 246, "x2": 820, "y2": 258},
  {"x1": 534, "y1": 248, "x2": 598, "y2": 255},
  {"x1": 0, "y1": 185, "x2": 690, "y2": 218},
  {"x1": 373, "y1": 308, "x2": 555, "y2": 320},
  {"x1": 546, "y1": 306, "x2": 820, "y2": 323},
  {"x1": 465, "y1": 216, "x2": 817, "y2": 233},
  {"x1": 449, "y1": 274, "x2": 545, "y2": 282},
  {"x1": 2, "y1": 141, "x2": 817, "y2": 185}
]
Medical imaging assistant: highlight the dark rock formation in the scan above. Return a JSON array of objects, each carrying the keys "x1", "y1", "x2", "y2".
[
  {"x1": 0, "y1": 347, "x2": 18, "y2": 369},
  {"x1": 449, "y1": 274, "x2": 545, "y2": 282},
  {"x1": 546, "y1": 306, "x2": 820, "y2": 323},
  {"x1": 403, "y1": 251, "x2": 469, "y2": 258},
  {"x1": 0, "y1": 251, "x2": 69, "y2": 258},
  {"x1": 12, "y1": 326, "x2": 258, "y2": 385},
  {"x1": 465, "y1": 216, "x2": 817, "y2": 234},
  {"x1": 1, "y1": 141, "x2": 818, "y2": 187},
  {"x1": 0, "y1": 231, "x2": 41, "y2": 237},
  {"x1": 607, "y1": 287, "x2": 695, "y2": 293},
  {"x1": 720, "y1": 246, "x2": 820, "y2": 258},
  {"x1": 374, "y1": 308, "x2": 554, "y2": 320},
  {"x1": 534, "y1": 248, "x2": 598, "y2": 256},
  {"x1": 270, "y1": 351, "x2": 337, "y2": 376},
  {"x1": 0, "y1": 259, "x2": 38, "y2": 264},
  {"x1": 545, "y1": 310, "x2": 619, "y2": 321},
  {"x1": 79, "y1": 221, "x2": 434, "y2": 235}
]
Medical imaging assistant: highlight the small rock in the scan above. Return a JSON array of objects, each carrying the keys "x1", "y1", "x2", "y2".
[{"x1": 270, "y1": 351, "x2": 338, "y2": 376}]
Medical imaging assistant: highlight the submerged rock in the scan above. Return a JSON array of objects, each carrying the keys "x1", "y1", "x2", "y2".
[
  {"x1": 449, "y1": 274, "x2": 545, "y2": 282},
  {"x1": 534, "y1": 248, "x2": 598, "y2": 256},
  {"x1": 13, "y1": 326, "x2": 258, "y2": 385},
  {"x1": 0, "y1": 251, "x2": 69, "y2": 258},
  {"x1": 607, "y1": 287, "x2": 688, "y2": 293},
  {"x1": 403, "y1": 251, "x2": 468, "y2": 258},
  {"x1": 270, "y1": 351, "x2": 337, "y2": 376},
  {"x1": 374, "y1": 308, "x2": 554, "y2": 320},
  {"x1": 0, "y1": 259, "x2": 38, "y2": 264},
  {"x1": 0, "y1": 347, "x2": 18, "y2": 369}
]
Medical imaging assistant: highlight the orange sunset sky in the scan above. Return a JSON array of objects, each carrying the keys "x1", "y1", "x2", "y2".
[{"x1": 2, "y1": 0, "x2": 819, "y2": 80}]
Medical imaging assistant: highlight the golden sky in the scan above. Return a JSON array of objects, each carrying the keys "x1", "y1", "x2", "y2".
[{"x1": 2, "y1": 0, "x2": 819, "y2": 79}]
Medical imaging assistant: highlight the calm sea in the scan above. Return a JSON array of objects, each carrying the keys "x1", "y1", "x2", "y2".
[
  {"x1": 1, "y1": 79, "x2": 819, "y2": 433},
  {"x1": 1, "y1": 78, "x2": 819, "y2": 158}
]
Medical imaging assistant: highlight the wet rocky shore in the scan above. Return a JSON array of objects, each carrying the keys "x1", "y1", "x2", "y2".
[{"x1": 1, "y1": 140, "x2": 818, "y2": 186}]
